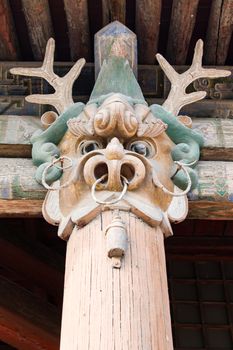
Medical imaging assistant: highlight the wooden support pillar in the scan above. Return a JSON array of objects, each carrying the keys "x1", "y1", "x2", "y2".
[{"x1": 60, "y1": 211, "x2": 173, "y2": 349}]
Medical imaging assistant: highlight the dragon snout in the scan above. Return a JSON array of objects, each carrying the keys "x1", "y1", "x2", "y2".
[{"x1": 83, "y1": 138, "x2": 146, "y2": 191}]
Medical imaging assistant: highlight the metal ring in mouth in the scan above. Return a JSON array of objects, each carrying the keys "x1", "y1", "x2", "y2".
[
  {"x1": 42, "y1": 156, "x2": 73, "y2": 190},
  {"x1": 153, "y1": 161, "x2": 192, "y2": 197},
  {"x1": 91, "y1": 174, "x2": 129, "y2": 205}
]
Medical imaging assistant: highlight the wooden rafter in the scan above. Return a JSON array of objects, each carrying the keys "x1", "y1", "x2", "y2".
[
  {"x1": 205, "y1": 0, "x2": 233, "y2": 65},
  {"x1": 135, "y1": 0, "x2": 162, "y2": 64},
  {"x1": 63, "y1": 0, "x2": 91, "y2": 61},
  {"x1": 21, "y1": 0, "x2": 54, "y2": 61},
  {"x1": 102, "y1": 0, "x2": 126, "y2": 25},
  {"x1": 166, "y1": 0, "x2": 200, "y2": 64},
  {"x1": 0, "y1": 277, "x2": 60, "y2": 350},
  {"x1": 0, "y1": 0, "x2": 19, "y2": 60}
]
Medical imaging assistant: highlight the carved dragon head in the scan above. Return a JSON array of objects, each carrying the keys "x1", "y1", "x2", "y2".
[{"x1": 10, "y1": 37, "x2": 230, "y2": 239}]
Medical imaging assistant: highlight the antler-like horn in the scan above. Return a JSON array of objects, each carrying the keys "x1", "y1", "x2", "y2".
[
  {"x1": 10, "y1": 38, "x2": 86, "y2": 114},
  {"x1": 156, "y1": 39, "x2": 231, "y2": 116}
]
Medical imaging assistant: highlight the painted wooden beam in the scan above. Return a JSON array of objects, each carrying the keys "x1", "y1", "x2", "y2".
[
  {"x1": 0, "y1": 0, "x2": 19, "y2": 60},
  {"x1": 102, "y1": 0, "x2": 126, "y2": 25},
  {"x1": 63, "y1": 0, "x2": 91, "y2": 61},
  {"x1": 21, "y1": 0, "x2": 54, "y2": 61},
  {"x1": 0, "y1": 276, "x2": 60, "y2": 350},
  {"x1": 0, "y1": 159, "x2": 233, "y2": 219},
  {"x1": 135, "y1": 0, "x2": 162, "y2": 64},
  {"x1": 205, "y1": 0, "x2": 233, "y2": 65},
  {"x1": 2, "y1": 116, "x2": 233, "y2": 160},
  {"x1": 166, "y1": 0, "x2": 200, "y2": 64}
]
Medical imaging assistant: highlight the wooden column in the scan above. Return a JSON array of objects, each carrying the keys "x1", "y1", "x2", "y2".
[{"x1": 60, "y1": 211, "x2": 173, "y2": 349}]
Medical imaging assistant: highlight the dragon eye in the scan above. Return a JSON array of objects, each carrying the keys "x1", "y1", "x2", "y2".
[
  {"x1": 80, "y1": 140, "x2": 102, "y2": 155},
  {"x1": 128, "y1": 140, "x2": 154, "y2": 157}
]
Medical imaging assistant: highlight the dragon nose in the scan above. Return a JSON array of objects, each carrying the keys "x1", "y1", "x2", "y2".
[{"x1": 105, "y1": 138, "x2": 124, "y2": 160}]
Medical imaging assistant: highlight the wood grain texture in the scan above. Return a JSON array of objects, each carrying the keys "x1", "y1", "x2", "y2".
[
  {"x1": 64, "y1": 0, "x2": 91, "y2": 61},
  {"x1": 204, "y1": 0, "x2": 223, "y2": 64},
  {"x1": 217, "y1": 0, "x2": 233, "y2": 64},
  {"x1": 102, "y1": 0, "x2": 126, "y2": 25},
  {"x1": 0, "y1": 0, "x2": 19, "y2": 60},
  {"x1": 166, "y1": 0, "x2": 200, "y2": 64},
  {"x1": 21, "y1": 0, "x2": 54, "y2": 61},
  {"x1": 0, "y1": 199, "x2": 43, "y2": 217},
  {"x1": 205, "y1": 0, "x2": 233, "y2": 65},
  {"x1": 60, "y1": 211, "x2": 173, "y2": 349},
  {"x1": 135, "y1": 0, "x2": 161, "y2": 64},
  {"x1": 0, "y1": 276, "x2": 60, "y2": 350}
]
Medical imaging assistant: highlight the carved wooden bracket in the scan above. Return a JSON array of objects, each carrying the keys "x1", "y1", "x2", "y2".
[{"x1": 10, "y1": 25, "x2": 231, "y2": 241}]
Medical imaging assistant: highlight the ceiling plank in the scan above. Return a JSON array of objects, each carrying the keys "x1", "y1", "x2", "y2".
[
  {"x1": 135, "y1": 0, "x2": 162, "y2": 64},
  {"x1": 63, "y1": 0, "x2": 91, "y2": 61},
  {"x1": 21, "y1": 0, "x2": 54, "y2": 60},
  {"x1": 0, "y1": 0, "x2": 19, "y2": 60},
  {"x1": 0, "y1": 277, "x2": 60, "y2": 350},
  {"x1": 166, "y1": 0, "x2": 200, "y2": 64}
]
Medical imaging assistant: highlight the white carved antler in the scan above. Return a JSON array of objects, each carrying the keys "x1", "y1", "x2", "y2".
[
  {"x1": 156, "y1": 39, "x2": 231, "y2": 116},
  {"x1": 10, "y1": 38, "x2": 86, "y2": 114}
]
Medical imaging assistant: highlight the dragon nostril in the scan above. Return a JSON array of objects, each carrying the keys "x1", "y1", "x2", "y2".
[
  {"x1": 121, "y1": 164, "x2": 135, "y2": 183},
  {"x1": 94, "y1": 163, "x2": 108, "y2": 180}
]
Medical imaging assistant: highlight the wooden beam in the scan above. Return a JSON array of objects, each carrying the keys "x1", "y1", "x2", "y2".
[
  {"x1": 63, "y1": 0, "x2": 91, "y2": 61},
  {"x1": 166, "y1": 0, "x2": 200, "y2": 64},
  {"x1": 0, "y1": 199, "x2": 43, "y2": 217},
  {"x1": 0, "y1": 159, "x2": 233, "y2": 218},
  {"x1": 135, "y1": 0, "x2": 162, "y2": 64},
  {"x1": 205, "y1": 0, "x2": 233, "y2": 65},
  {"x1": 0, "y1": 230, "x2": 64, "y2": 304},
  {"x1": 102, "y1": 0, "x2": 126, "y2": 25},
  {"x1": 2, "y1": 116, "x2": 233, "y2": 160},
  {"x1": 0, "y1": 276, "x2": 60, "y2": 350},
  {"x1": 21, "y1": 0, "x2": 54, "y2": 60},
  {"x1": 0, "y1": 0, "x2": 19, "y2": 60},
  {"x1": 0, "y1": 198, "x2": 232, "y2": 220}
]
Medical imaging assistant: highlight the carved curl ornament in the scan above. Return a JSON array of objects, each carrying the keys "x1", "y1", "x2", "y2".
[{"x1": 10, "y1": 38, "x2": 230, "y2": 242}]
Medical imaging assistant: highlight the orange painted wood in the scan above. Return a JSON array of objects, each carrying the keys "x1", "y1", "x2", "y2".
[
  {"x1": 166, "y1": 0, "x2": 200, "y2": 64},
  {"x1": 60, "y1": 211, "x2": 173, "y2": 349},
  {"x1": 0, "y1": 277, "x2": 60, "y2": 350},
  {"x1": 135, "y1": 0, "x2": 162, "y2": 64},
  {"x1": 102, "y1": 0, "x2": 126, "y2": 25},
  {"x1": 63, "y1": 0, "x2": 91, "y2": 61},
  {"x1": 21, "y1": 0, "x2": 54, "y2": 60},
  {"x1": 0, "y1": 0, "x2": 19, "y2": 60}
]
